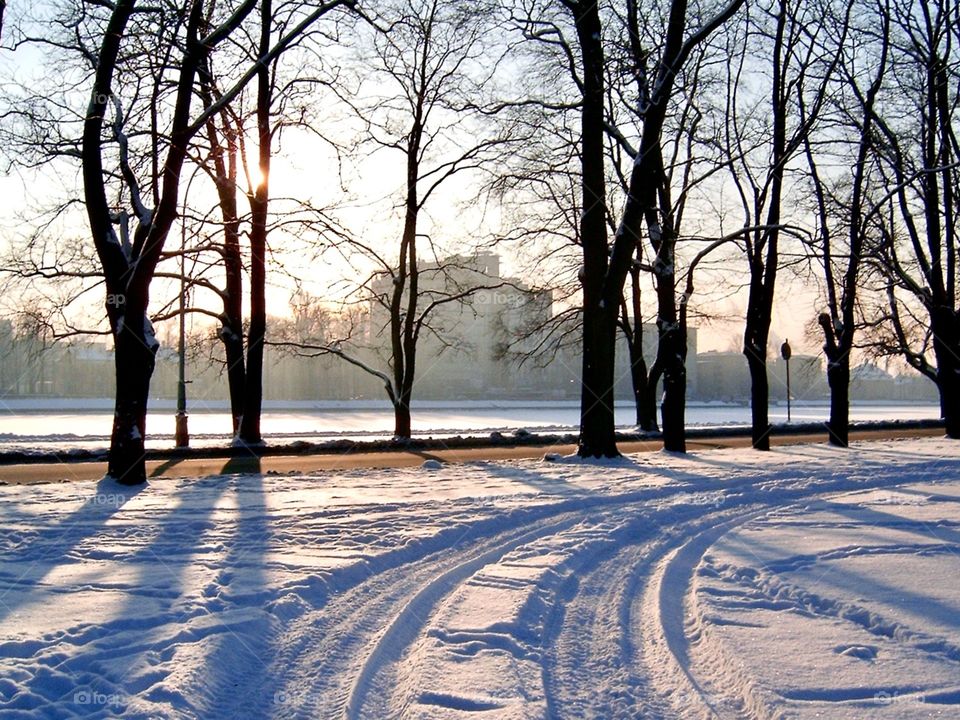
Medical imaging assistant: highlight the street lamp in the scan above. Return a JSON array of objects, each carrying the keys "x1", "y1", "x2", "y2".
[
  {"x1": 175, "y1": 191, "x2": 190, "y2": 449},
  {"x1": 780, "y1": 339, "x2": 792, "y2": 423}
]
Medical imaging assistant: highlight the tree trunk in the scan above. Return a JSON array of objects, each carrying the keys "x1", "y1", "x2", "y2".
[
  {"x1": 941, "y1": 374, "x2": 960, "y2": 439},
  {"x1": 572, "y1": 0, "x2": 618, "y2": 458},
  {"x1": 109, "y1": 318, "x2": 158, "y2": 485},
  {"x1": 394, "y1": 336, "x2": 417, "y2": 440},
  {"x1": 660, "y1": 323, "x2": 686, "y2": 451},
  {"x1": 650, "y1": 220, "x2": 685, "y2": 452},
  {"x1": 218, "y1": 202, "x2": 245, "y2": 435},
  {"x1": 579, "y1": 303, "x2": 619, "y2": 456},
  {"x1": 741, "y1": 0, "x2": 787, "y2": 453},
  {"x1": 644, "y1": 359, "x2": 663, "y2": 433},
  {"x1": 626, "y1": 265, "x2": 657, "y2": 431},
  {"x1": 219, "y1": 156, "x2": 245, "y2": 435},
  {"x1": 932, "y1": 309, "x2": 960, "y2": 439},
  {"x1": 394, "y1": 398, "x2": 412, "y2": 440},
  {"x1": 825, "y1": 356, "x2": 850, "y2": 447},
  {"x1": 222, "y1": 326, "x2": 246, "y2": 434},
  {"x1": 237, "y1": 202, "x2": 266, "y2": 445},
  {"x1": 744, "y1": 335, "x2": 770, "y2": 450},
  {"x1": 237, "y1": 0, "x2": 271, "y2": 445},
  {"x1": 630, "y1": 351, "x2": 657, "y2": 431}
]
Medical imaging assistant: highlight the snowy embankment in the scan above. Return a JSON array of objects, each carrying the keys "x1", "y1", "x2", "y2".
[
  {"x1": 1, "y1": 439, "x2": 959, "y2": 718},
  {"x1": 0, "y1": 401, "x2": 942, "y2": 455}
]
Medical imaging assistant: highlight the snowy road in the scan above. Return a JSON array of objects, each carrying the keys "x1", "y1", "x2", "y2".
[{"x1": 1, "y1": 438, "x2": 959, "y2": 718}]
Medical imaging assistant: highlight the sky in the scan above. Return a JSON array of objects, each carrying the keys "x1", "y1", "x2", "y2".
[
  {"x1": 0, "y1": 122, "x2": 832, "y2": 359},
  {"x1": 0, "y1": 2, "x2": 836, "y2": 363}
]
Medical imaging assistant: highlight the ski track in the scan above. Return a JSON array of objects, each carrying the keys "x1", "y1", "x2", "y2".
[{"x1": 1, "y1": 440, "x2": 960, "y2": 718}]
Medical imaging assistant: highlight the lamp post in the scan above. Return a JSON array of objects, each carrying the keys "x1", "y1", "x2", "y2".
[
  {"x1": 175, "y1": 194, "x2": 190, "y2": 449},
  {"x1": 175, "y1": 275, "x2": 189, "y2": 447},
  {"x1": 780, "y1": 339, "x2": 792, "y2": 423}
]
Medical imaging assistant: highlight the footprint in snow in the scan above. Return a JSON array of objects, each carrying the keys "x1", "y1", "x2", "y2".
[{"x1": 834, "y1": 644, "x2": 878, "y2": 660}]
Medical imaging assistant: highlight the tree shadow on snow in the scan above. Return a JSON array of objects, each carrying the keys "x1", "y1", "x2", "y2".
[
  {"x1": 50, "y1": 478, "x2": 234, "y2": 715},
  {"x1": 0, "y1": 475, "x2": 148, "y2": 625}
]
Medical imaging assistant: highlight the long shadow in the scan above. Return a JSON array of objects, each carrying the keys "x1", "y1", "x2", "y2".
[
  {"x1": 54, "y1": 477, "x2": 233, "y2": 715},
  {"x1": 797, "y1": 552, "x2": 960, "y2": 633},
  {"x1": 408, "y1": 449, "x2": 447, "y2": 464},
  {"x1": 194, "y1": 458, "x2": 277, "y2": 716},
  {"x1": 0, "y1": 476, "x2": 147, "y2": 625},
  {"x1": 471, "y1": 458, "x2": 596, "y2": 497},
  {"x1": 720, "y1": 500, "x2": 960, "y2": 634},
  {"x1": 219, "y1": 454, "x2": 265, "y2": 476},
  {"x1": 149, "y1": 456, "x2": 187, "y2": 477},
  {"x1": 893, "y1": 486, "x2": 960, "y2": 503},
  {"x1": 822, "y1": 498, "x2": 960, "y2": 549}
]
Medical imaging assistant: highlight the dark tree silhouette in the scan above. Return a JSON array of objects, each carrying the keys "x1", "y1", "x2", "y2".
[
  {"x1": 863, "y1": 0, "x2": 960, "y2": 438},
  {"x1": 80, "y1": 0, "x2": 352, "y2": 482},
  {"x1": 805, "y1": 0, "x2": 888, "y2": 447},
  {"x1": 724, "y1": 0, "x2": 840, "y2": 449}
]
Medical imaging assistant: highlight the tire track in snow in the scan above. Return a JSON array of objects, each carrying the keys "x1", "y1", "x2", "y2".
[
  {"x1": 260, "y1": 488, "x2": 705, "y2": 718},
  {"x1": 639, "y1": 510, "x2": 781, "y2": 720},
  {"x1": 543, "y1": 469, "x2": 954, "y2": 719},
  {"x1": 343, "y1": 514, "x2": 583, "y2": 718},
  {"x1": 242, "y1": 510, "x2": 587, "y2": 719},
  {"x1": 227, "y1": 483, "x2": 736, "y2": 718},
  {"x1": 543, "y1": 499, "x2": 768, "y2": 719},
  {"x1": 214, "y1": 451, "x2": 960, "y2": 719}
]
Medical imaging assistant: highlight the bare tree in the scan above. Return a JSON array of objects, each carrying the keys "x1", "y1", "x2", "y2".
[
  {"x1": 500, "y1": 0, "x2": 743, "y2": 454},
  {"x1": 861, "y1": 0, "x2": 960, "y2": 437},
  {"x1": 75, "y1": 0, "x2": 350, "y2": 482},
  {"x1": 194, "y1": 68, "x2": 248, "y2": 435},
  {"x1": 723, "y1": 0, "x2": 841, "y2": 449},
  {"x1": 235, "y1": 0, "x2": 274, "y2": 445},
  {"x1": 605, "y1": 4, "x2": 735, "y2": 434},
  {"x1": 307, "y1": 0, "x2": 513, "y2": 439},
  {"x1": 182, "y1": 18, "x2": 348, "y2": 441},
  {"x1": 555, "y1": 0, "x2": 620, "y2": 456},
  {"x1": 804, "y1": 0, "x2": 889, "y2": 446},
  {"x1": 586, "y1": 0, "x2": 745, "y2": 455}
]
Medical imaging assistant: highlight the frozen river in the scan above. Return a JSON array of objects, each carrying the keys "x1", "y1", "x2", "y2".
[{"x1": 0, "y1": 398, "x2": 943, "y2": 451}]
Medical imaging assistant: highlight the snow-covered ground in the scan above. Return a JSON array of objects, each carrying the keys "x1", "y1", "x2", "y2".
[{"x1": 1, "y1": 438, "x2": 958, "y2": 718}]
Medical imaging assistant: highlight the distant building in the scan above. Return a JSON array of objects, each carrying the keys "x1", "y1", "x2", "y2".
[
  {"x1": 696, "y1": 351, "x2": 751, "y2": 402},
  {"x1": 366, "y1": 251, "x2": 554, "y2": 399},
  {"x1": 697, "y1": 352, "x2": 827, "y2": 403},
  {"x1": 768, "y1": 354, "x2": 827, "y2": 402},
  {"x1": 849, "y1": 362, "x2": 938, "y2": 402}
]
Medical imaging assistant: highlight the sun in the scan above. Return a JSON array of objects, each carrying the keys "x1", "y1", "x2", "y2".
[{"x1": 248, "y1": 164, "x2": 268, "y2": 191}]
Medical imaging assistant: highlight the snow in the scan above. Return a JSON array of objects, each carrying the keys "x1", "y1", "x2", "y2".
[
  {"x1": 143, "y1": 317, "x2": 159, "y2": 353},
  {"x1": 1, "y1": 438, "x2": 959, "y2": 718}
]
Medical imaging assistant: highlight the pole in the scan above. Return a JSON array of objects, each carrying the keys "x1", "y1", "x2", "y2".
[
  {"x1": 175, "y1": 204, "x2": 190, "y2": 448},
  {"x1": 781, "y1": 340, "x2": 792, "y2": 423}
]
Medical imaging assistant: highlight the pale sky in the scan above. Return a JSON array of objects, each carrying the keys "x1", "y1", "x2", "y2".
[{"x1": 0, "y1": 9, "x2": 828, "y2": 362}]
